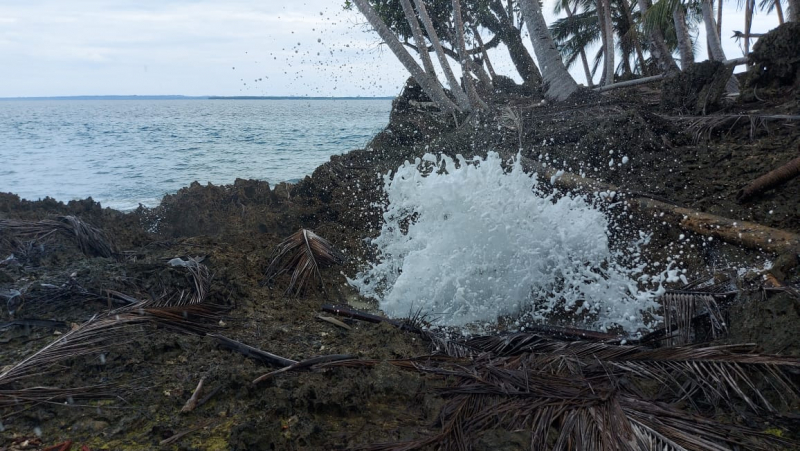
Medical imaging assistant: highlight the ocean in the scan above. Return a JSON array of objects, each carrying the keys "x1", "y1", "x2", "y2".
[{"x1": 0, "y1": 99, "x2": 391, "y2": 211}]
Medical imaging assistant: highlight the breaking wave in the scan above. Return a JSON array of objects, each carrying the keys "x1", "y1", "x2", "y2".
[{"x1": 349, "y1": 152, "x2": 662, "y2": 332}]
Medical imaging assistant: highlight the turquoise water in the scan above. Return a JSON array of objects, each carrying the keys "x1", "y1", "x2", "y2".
[{"x1": 0, "y1": 99, "x2": 391, "y2": 210}]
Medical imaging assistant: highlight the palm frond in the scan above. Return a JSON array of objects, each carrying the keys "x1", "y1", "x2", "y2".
[
  {"x1": 263, "y1": 228, "x2": 345, "y2": 296},
  {"x1": 662, "y1": 290, "x2": 727, "y2": 345},
  {"x1": 361, "y1": 352, "x2": 794, "y2": 451},
  {"x1": 0, "y1": 216, "x2": 117, "y2": 258},
  {"x1": 0, "y1": 302, "x2": 223, "y2": 406}
]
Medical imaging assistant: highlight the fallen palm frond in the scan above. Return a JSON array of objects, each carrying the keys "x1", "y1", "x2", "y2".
[
  {"x1": 263, "y1": 228, "x2": 345, "y2": 296},
  {"x1": 0, "y1": 216, "x2": 117, "y2": 258},
  {"x1": 0, "y1": 302, "x2": 223, "y2": 406},
  {"x1": 152, "y1": 257, "x2": 213, "y2": 307},
  {"x1": 662, "y1": 290, "x2": 728, "y2": 345},
  {"x1": 359, "y1": 350, "x2": 797, "y2": 451},
  {"x1": 737, "y1": 154, "x2": 800, "y2": 203},
  {"x1": 664, "y1": 114, "x2": 800, "y2": 143}
]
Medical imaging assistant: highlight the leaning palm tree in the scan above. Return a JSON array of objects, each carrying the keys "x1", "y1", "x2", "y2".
[
  {"x1": 644, "y1": 0, "x2": 698, "y2": 68},
  {"x1": 519, "y1": 0, "x2": 580, "y2": 100},
  {"x1": 352, "y1": 0, "x2": 463, "y2": 113},
  {"x1": 413, "y1": 0, "x2": 472, "y2": 109}
]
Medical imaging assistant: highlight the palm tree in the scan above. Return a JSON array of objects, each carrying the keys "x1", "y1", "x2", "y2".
[
  {"x1": 479, "y1": 0, "x2": 544, "y2": 89},
  {"x1": 638, "y1": 0, "x2": 680, "y2": 73},
  {"x1": 701, "y1": 0, "x2": 725, "y2": 60},
  {"x1": 451, "y1": 0, "x2": 488, "y2": 108},
  {"x1": 555, "y1": 0, "x2": 596, "y2": 84},
  {"x1": 551, "y1": 0, "x2": 651, "y2": 81},
  {"x1": 414, "y1": 0, "x2": 472, "y2": 108},
  {"x1": 672, "y1": 3, "x2": 695, "y2": 67},
  {"x1": 518, "y1": 0, "x2": 580, "y2": 100},
  {"x1": 598, "y1": 0, "x2": 617, "y2": 84},
  {"x1": 352, "y1": 0, "x2": 463, "y2": 112}
]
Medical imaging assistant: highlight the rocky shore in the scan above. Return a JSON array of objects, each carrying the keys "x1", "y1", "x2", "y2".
[{"x1": 1, "y1": 24, "x2": 799, "y2": 451}]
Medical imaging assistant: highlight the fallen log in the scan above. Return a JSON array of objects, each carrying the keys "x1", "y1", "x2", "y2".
[
  {"x1": 736, "y1": 154, "x2": 800, "y2": 203},
  {"x1": 521, "y1": 157, "x2": 800, "y2": 254}
]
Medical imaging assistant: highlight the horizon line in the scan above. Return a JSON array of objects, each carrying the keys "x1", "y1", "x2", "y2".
[{"x1": 0, "y1": 94, "x2": 395, "y2": 100}]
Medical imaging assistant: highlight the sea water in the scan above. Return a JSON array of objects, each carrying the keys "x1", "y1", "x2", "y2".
[
  {"x1": 0, "y1": 99, "x2": 390, "y2": 210},
  {"x1": 349, "y1": 153, "x2": 662, "y2": 332}
]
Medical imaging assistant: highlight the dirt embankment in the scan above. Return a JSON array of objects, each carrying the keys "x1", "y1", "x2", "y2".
[{"x1": 1, "y1": 24, "x2": 799, "y2": 450}]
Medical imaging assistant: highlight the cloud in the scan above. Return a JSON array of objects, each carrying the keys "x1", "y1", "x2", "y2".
[{"x1": 0, "y1": 0, "x2": 785, "y2": 96}]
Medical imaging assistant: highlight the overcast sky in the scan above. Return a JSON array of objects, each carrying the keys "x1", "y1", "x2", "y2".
[{"x1": 0, "y1": 0, "x2": 781, "y2": 98}]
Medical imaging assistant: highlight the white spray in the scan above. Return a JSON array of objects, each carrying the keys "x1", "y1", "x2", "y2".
[{"x1": 349, "y1": 152, "x2": 660, "y2": 332}]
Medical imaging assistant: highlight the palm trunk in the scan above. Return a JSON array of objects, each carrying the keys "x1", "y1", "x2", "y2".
[
  {"x1": 414, "y1": 0, "x2": 471, "y2": 109},
  {"x1": 791, "y1": 0, "x2": 800, "y2": 21},
  {"x1": 673, "y1": 6, "x2": 694, "y2": 69},
  {"x1": 638, "y1": 0, "x2": 680, "y2": 74},
  {"x1": 566, "y1": 5, "x2": 594, "y2": 85},
  {"x1": 716, "y1": 0, "x2": 723, "y2": 36},
  {"x1": 399, "y1": 0, "x2": 437, "y2": 77},
  {"x1": 352, "y1": 0, "x2": 461, "y2": 113},
  {"x1": 470, "y1": 24, "x2": 497, "y2": 80},
  {"x1": 451, "y1": 0, "x2": 487, "y2": 109},
  {"x1": 702, "y1": 0, "x2": 726, "y2": 61},
  {"x1": 702, "y1": 0, "x2": 740, "y2": 94},
  {"x1": 518, "y1": 0, "x2": 579, "y2": 100},
  {"x1": 745, "y1": 0, "x2": 756, "y2": 55},
  {"x1": 597, "y1": 0, "x2": 616, "y2": 85},
  {"x1": 621, "y1": 0, "x2": 648, "y2": 75},
  {"x1": 775, "y1": 0, "x2": 785, "y2": 24},
  {"x1": 487, "y1": 0, "x2": 543, "y2": 88}
]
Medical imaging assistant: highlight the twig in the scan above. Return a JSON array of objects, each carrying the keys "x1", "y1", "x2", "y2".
[
  {"x1": 195, "y1": 385, "x2": 222, "y2": 409},
  {"x1": 208, "y1": 334, "x2": 297, "y2": 367},
  {"x1": 252, "y1": 354, "x2": 356, "y2": 384},
  {"x1": 316, "y1": 315, "x2": 352, "y2": 330},
  {"x1": 159, "y1": 419, "x2": 216, "y2": 446},
  {"x1": 180, "y1": 377, "x2": 206, "y2": 413}
]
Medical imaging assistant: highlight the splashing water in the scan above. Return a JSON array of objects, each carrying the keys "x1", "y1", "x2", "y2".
[{"x1": 349, "y1": 152, "x2": 660, "y2": 332}]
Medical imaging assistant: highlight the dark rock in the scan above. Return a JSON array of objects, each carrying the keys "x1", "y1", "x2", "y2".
[
  {"x1": 661, "y1": 60, "x2": 735, "y2": 114},
  {"x1": 744, "y1": 22, "x2": 800, "y2": 91}
]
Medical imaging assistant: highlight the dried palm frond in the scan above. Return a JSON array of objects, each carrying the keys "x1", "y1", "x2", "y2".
[
  {"x1": 459, "y1": 333, "x2": 800, "y2": 413},
  {"x1": 662, "y1": 291, "x2": 728, "y2": 345},
  {"x1": 0, "y1": 302, "x2": 223, "y2": 406},
  {"x1": 263, "y1": 228, "x2": 345, "y2": 296},
  {"x1": 665, "y1": 114, "x2": 800, "y2": 143},
  {"x1": 360, "y1": 352, "x2": 796, "y2": 451},
  {"x1": 149, "y1": 257, "x2": 213, "y2": 307},
  {"x1": 0, "y1": 216, "x2": 117, "y2": 258}
]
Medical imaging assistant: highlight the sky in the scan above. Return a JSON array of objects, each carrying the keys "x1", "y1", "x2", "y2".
[{"x1": 0, "y1": 0, "x2": 782, "y2": 98}]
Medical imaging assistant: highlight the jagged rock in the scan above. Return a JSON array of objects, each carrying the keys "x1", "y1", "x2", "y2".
[
  {"x1": 744, "y1": 22, "x2": 800, "y2": 91},
  {"x1": 661, "y1": 61, "x2": 735, "y2": 114}
]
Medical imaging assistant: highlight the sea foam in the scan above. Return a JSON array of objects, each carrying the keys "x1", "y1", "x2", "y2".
[{"x1": 349, "y1": 152, "x2": 660, "y2": 332}]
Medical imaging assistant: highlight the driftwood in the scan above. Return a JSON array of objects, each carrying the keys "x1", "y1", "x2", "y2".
[
  {"x1": 594, "y1": 57, "x2": 749, "y2": 93},
  {"x1": 594, "y1": 74, "x2": 665, "y2": 92},
  {"x1": 737, "y1": 154, "x2": 800, "y2": 203},
  {"x1": 521, "y1": 157, "x2": 800, "y2": 254}
]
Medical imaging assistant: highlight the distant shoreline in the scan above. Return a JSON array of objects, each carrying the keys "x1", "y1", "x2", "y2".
[{"x1": 0, "y1": 95, "x2": 394, "y2": 101}]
